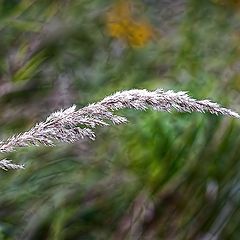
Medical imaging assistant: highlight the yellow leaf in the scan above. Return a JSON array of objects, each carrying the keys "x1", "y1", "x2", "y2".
[{"x1": 105, "y1": 0, "x2": 155, "y2": 47}]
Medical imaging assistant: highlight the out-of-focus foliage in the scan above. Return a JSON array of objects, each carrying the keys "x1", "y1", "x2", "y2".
[
  {"x1": 105, "y1": 0, "x2": 155, "y2": 47},
  {"x1": 0, "y1": 0, "x2": 240, "y2": 239},
  {"x1": 212, "y1": 0, "x2": 240, "y2": 9}
]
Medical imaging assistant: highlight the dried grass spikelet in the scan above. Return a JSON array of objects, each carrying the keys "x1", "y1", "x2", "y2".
[
  {"x1": 105, "y1": 0, "x2": 155, "y2": 47},
  {"x1": 0, "y1": 88, "x2": 239, "y2": 170},
  {"x1": 0, "y1": 159, "x2": 24, "y2": 171}
]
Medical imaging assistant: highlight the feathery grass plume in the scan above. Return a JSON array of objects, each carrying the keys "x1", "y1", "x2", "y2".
[{"x1": 0, "y1": 89, "x2": 239, "y2": 170}]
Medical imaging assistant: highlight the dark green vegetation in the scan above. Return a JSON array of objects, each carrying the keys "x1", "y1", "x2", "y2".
[{"x1": 0, "y1": 0, "x2": 240, "y2": 239}]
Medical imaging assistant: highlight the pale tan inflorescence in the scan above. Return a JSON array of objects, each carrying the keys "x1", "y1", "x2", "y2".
[{"x1": 0, "y1": 89, "x2": 239, "y2": 170}]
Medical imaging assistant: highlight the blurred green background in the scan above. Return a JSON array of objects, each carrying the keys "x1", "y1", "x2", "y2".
[{"x1": 0, "y1": 0, "x2": 240, "y2": 239}]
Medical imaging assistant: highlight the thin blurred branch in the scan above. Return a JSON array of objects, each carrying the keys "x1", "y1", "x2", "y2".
[{"x1": 0, "y1": 83, "x2": 14, "y2": 98}]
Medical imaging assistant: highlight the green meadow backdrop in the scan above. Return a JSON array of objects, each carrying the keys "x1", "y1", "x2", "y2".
[{"x1": 0, "y1": 0, "x2": 240, "y2": 239}]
